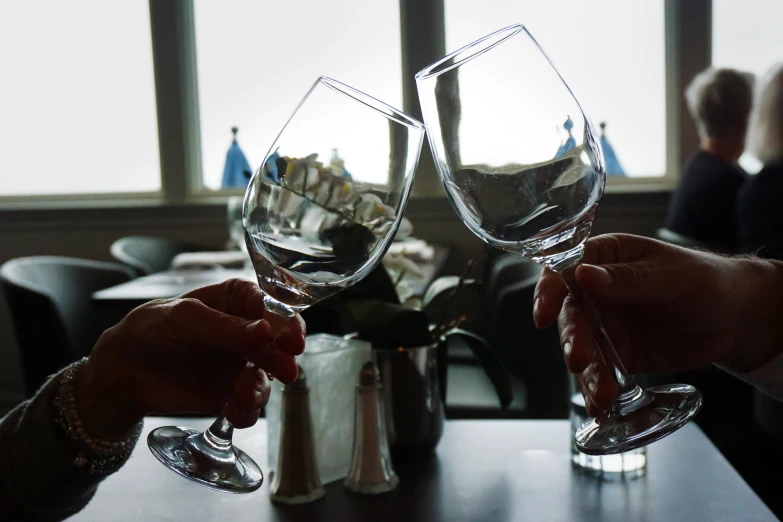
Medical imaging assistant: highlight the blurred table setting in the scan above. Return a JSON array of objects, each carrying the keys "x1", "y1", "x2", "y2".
[{"x1": 93, "y1": 208, "x2": 448, "y2": 306}]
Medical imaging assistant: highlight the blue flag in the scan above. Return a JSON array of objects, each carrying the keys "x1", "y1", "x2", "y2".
[
  {"x1": 599, "y1": 122, "x2": 625, "y2": 177},
  {"x1": 221, "y1": 128, "x2": 253, "y2": 188},
  {"x1": 554, "y1": 116, "x2": 576, "y2": 158}
]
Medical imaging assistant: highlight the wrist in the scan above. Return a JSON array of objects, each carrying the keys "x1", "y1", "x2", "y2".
[
  {"x1": 722, "y1": 257, "x2": 783, "y2": 372},
  {"x1": 74, "y1": 356, "x2": 144, "y2": 441}
]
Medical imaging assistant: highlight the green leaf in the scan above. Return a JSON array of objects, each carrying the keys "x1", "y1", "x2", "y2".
[
  {"x1": 332, "y1": 297, "x2": 432, "y2": 349},
  {"x1": 443, "y1": 328, "x2": 513, "y2": 410}
]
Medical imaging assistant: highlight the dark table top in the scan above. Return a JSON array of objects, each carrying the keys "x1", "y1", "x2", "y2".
[{"x1": 71, "y1": 418, "x2": 777, "y2": 521}]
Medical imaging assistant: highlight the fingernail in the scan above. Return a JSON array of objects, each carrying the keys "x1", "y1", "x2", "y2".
[
  {"x1": 587, "y1": 381, "x2": 597, "y2": 396},
  {"x1": 563, "y1": 341, "x2": 572, "y2": 358},
  {"x1": 533, "y1": 297, "x2": 542, "y2": 327},
  {"x1": 585, "y1": 265, "x2": 613, "y2": 289}
]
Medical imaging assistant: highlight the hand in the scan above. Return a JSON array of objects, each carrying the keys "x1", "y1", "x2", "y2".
[
  {"x1": 533, "y1": 234, "x2": 783, "y2": 417},
  {"x1": 74, "y1": 278, "x2": 306, "y2": 440}
]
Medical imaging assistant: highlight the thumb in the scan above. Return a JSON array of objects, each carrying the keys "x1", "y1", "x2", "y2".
[{"x1": 575, "y1": 262, "x2": 671, "y2": 304}]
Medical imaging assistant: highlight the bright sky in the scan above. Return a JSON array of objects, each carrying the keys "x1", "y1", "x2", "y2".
[
  {"x1": 712, "y1": 0, "x2": 783, "y2": 174},
  {"x1": 0, "y1": 1, "x2": 160, "y2": 196},
  {"x1": 445, "y1": 0, "x2": 666, "y2": 178},
  {"x1": 194, "y1": 0, "x2": 402, "y2": 190},
  {"x1": 2, "y1": 1, "x2": 782, "y2": 194}
]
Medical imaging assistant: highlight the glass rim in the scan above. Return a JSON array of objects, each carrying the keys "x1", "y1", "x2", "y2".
[
  {"x1": 317, "y1": 76, "x2": 424, "y2": 130},
  {"x1": 415, "y1": 24, "x2": 524, "y2": 80}
]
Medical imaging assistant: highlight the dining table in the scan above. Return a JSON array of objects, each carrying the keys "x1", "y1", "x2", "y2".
[{"x1": 70, "y1": 417, "x2": 777, "y2": 521}]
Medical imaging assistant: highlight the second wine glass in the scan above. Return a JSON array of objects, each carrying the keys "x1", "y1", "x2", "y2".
[
  {"x1": 148, "y1": 77, "x2": 424, "y2": 493},
  {"x1": 416, "y1": 24, "x2": 702, "y2": 455}
]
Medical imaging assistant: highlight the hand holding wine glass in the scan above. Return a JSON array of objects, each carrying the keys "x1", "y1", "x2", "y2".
[
  {"x1": 534, "y1": 233, "x2": 783, "y2": 416},
  {"x1": 148, "y1": 76, "x2": 424, "y2": 493}
]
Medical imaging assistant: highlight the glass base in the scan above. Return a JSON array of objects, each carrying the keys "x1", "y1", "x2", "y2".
[
  {"x1": 148, "y1": 426, "x2": 263, "y2": 493},
  {"x1": 575, "y1": 384, "x2": 702, "y2": 456}
]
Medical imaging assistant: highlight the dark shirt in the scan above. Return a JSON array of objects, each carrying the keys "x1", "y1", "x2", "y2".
[
  {"x1": 665, "y1": 150, "x2": 746, "y2": 252},
  {"x1": 737, "y1": 163, "x2": 783, "y2": 259}
]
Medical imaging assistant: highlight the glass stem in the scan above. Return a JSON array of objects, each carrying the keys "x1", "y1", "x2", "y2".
[
  {"x1": 204, "y1": 412, "x2": 235, "y2": 451},
  {"x1": 552, "y1": 249, "x2": 649, "y2": 416},
  {"x1": 197, "y1": 302, "x2": 296, "y2": 453}
]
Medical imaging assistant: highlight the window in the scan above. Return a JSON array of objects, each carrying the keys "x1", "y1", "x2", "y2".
[
  {"x1": 444, "y1": 0, "x2": 667, "y2": 179},
  {"x1": 0, "y1": 1, "x2": 160, "y2": 196},
  {"x1": 712, "y1": 0, "x2": 783, "y2": 174},
  {"x1": 713, "y1": 0, "x2": 783, "y2": 80},
  {"x1": 194, "y1": 0, "x2": 403, "y2": 191}
]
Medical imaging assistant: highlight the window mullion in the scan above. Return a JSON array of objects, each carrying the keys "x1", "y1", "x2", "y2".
[
  {"x1": 148, "y1": 0, "x2": 204, "y2": 202},
  {"x1": 665, "y1": 0, "x2": 711, "y2": 180},
  {"x1": 400, "y1": 0, "x2": 446, "y2": 196}
]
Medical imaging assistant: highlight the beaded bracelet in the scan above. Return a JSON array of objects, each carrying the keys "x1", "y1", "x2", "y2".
[{"x1": 53, "y1": 358, "x2": 143, "y2": 475}]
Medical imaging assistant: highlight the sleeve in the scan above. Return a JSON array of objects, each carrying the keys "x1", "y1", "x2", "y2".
[{"x1": 0, "y1": 368, "x2": 132, "y2": 522}]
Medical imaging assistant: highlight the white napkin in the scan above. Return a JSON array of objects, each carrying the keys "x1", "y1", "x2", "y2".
[{"x1": 170, "y1": 251, "x2": 248, "y2": 270}]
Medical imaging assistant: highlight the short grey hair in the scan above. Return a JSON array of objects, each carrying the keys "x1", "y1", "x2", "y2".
[
  {"x1": 685, "y1": 68, "x2": 754, "y2": 140},
  {"x1": 747, "y1": 64, "x2": 783, "y2": 165}
]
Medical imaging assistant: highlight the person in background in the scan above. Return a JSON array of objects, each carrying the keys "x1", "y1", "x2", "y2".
[
  {"x1": 738, "y1": 64, "x2": 783, "y2": 259},
  {"x1": 0, "y1": 279, "x2": 305, "y2": 522},
  {"x1": 665, "y1": 68, "x2": 754, "y2": 252}
]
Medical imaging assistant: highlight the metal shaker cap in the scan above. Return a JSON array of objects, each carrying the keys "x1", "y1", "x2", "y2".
[{"x1": 359, "y1": 362, "x2": 381, "y2": 386}]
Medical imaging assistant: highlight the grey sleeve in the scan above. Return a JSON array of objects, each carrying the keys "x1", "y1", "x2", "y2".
[{"x1": 0, "y1": 369, "x2": 128, "y2": 522}]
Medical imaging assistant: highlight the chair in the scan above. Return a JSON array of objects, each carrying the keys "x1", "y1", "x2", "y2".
[
  {"x1": 0, "y1": 257, "x2": 134, "y2": 397},
  {"x1": 486, "y1": 260, "x2": 569, "y2": 419},
  {"x1": 655, "y1": 228, "x2": 711, "y2": 251},
  {"x1": 110, "y1": 236, "x2": 209, "y2": 276},
  {"x1": 484, "y1": 254, "x2": 543, "y2": 314}
]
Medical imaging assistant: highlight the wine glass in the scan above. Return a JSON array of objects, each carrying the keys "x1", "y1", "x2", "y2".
[
  {"x1": 416, "y1": 24, "x2": 702, "y2": 455},
  {"x1": 148, "y1": 76, "x2": 424, "y2": 492}
]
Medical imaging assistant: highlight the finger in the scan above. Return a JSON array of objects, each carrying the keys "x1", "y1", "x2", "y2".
[
  {"x1": 557, "y1": 296, "x2": 596, "y2": 374},
  {"x1": 224, "y1": 396, "x2": 262, "y2": 429},
  {"x1": 582, "y1": 233, "x2": 654, "y2": 266},
  {"x1": 225, "y1": 369, "x2": 272, "y2": 428},
  {"x1": 265, "y1": 310, "x2": 292, "y2": 338},
  {"x1": 576, "y1": 262, "x2": 682, "y2": 305},
  {"x1": 579, "y1": 360, "x2": 618, "y2": 414},
  {"x1": 584, "y1": 393, "x2": 604, "y2": 419},
  {"x1": 273, "y1": 315, "x2": 306, "y2": 356},
  {"x1": 534, "y1": 268, "x2": 569, "y2": 328},
  {"x1": 582, "y1": 392, "x2": 595, "y2": 418},
  {"x1": 264, "y1": 351, "x2": 298, "y2": 384},
  {"x1": 166, "y1": 298, "x2": 274, "y2": 365},
  {"x1": 182, "y1": 278, "x2": 267, "y2": 321}
]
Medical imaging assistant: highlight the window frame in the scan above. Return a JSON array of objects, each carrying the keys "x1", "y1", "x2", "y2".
[{"x1": 0, "y1": 0, "x2": 711, "y2": 207}]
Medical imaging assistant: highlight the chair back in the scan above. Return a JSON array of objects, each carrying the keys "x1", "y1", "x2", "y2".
[
  {"x1": 0, "y1": 257, "x2": 134, "y2": 396},
  {"x1": 111, "y1": 236, "x2": 207, "y2": 276},
  {"x1": 486, "y1": 266, "x2": 568, "y2": 419}
]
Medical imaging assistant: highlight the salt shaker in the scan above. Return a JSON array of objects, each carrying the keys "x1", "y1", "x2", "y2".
[
  {"x1": 270, "y1": 367, "x2": 325, "y2": 504},
  {"x1": 345, "y1": 362, "x2": 399, "y2": 494}
]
